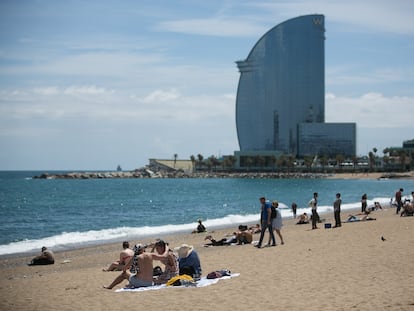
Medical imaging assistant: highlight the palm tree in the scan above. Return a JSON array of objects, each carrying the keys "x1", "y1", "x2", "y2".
[
  {"x1": 398, "y1": 150, "x2": 407, "y2": 171},
  {"x1": 368, "y1": 152, "x2": 375, "y2": 172},
  {"x1": 286, "y1": 154, "x2": 295, "y2": 174},
  {"x1": 304, "y1": 156, "x2": 313, "y2": 172},
  {"x1": 320, "y1": 155, "x2": 328, "y2": 172},
  {"x1": 277, "y1": 155, "x2": 286, "y2": 172},
  {"x1": 190, "y1": 155, "x2": 196, "y2": 173},
  {"x1": 255, "y1": 155, "x2": 265, "y2": 170},
  {"x1": 245, "y1": 156, "x2": 254, "y2": 171},
  {"x1": 352, "y1": 156, "x2": 358, "y2": 173},
  {"x1": 269, "y1": 155, "x2": 277, "y2": 172},
  {"x1": 336, "y1": 154, "x2": 345, "y2": 171},
  {"x1": 224, "y1": 155, "x2": 236, "y2": 171},
  {"x1": 197, "y1": 154, "x2": 204, "y2": 170}
]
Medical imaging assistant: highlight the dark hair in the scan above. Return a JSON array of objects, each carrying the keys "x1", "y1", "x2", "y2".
[
  {"x1": 122, "y1": 241, "x2": 129, "y2": 248},
  {"x1": 155, "y1": 239, "x2": 166, "y2": 248}
]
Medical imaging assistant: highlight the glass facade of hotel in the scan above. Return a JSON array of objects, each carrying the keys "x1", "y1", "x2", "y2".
[
  {"x1": 235, "y1": 14, "x2": 325, "y2": 154},
  {"x1": 297, "y1": 123, "x2": 357, "y2": 157}
]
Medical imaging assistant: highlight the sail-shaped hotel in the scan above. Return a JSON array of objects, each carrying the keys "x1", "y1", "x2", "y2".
[{"x1": 234, "y1": 15, "x2": 355, "y2": 163}]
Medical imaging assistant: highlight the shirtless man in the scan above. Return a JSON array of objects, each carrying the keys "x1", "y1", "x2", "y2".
[
  {"x1": 104, "y1": 243, "x2": 169, "y2": 289},
  {"x1": 103, "y1": 241, "x2": 134, "y2": 272}
]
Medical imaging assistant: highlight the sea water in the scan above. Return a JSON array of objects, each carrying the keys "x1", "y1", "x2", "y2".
[{"x1": 0, "y1": 171, "x2": 412, "y2": 256}]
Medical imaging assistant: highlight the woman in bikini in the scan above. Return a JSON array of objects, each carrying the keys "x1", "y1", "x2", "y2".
[{"x1": 152, "y1": 240, "x2": 179, "y2": 285}]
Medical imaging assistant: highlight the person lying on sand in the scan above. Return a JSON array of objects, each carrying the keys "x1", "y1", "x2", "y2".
[
  {"x1": 346, "y1": 211, "x2": 376, "y2": 222},
  {"x1": 204, "y1": 234, "x2": 236, "y2": 246}
]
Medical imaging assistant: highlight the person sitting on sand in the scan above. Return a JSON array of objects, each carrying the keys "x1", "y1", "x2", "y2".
[
  {"x1": 175, "y1": 244, "x2": 202, "y2": 280},
  {"x1": 400, "y1": 201, "x2": 414, "y2": 217},
  {"x1": 151, "y1": 240, "x2": 179, "y2": 285},
  {"x1": 296, "y1": 213, "x2": 309, "y2": 224},
  {"x1": 374, "y1": 202, "x2": 383, "y2": 210},
  {"x1": 103, "y1": 241, "x2": 134, "y2": 272},
  {"x1": 104, "y1": 243, "x2": 170, "y2": 289},
  {"x1": 192, "y1": 219, "x2": 206, "y2": 233},
  {"x1": 236, "y1": 230, "x2": 253, "y2": 244},
  {"x1": 248, "y1": 224, "x2": 261, "y2": 234},
  {"x1": 28, "y1": 247, "x2": 55, "y2": 266},
  {"x1": 235, "y1": 226, "x2": 253, "y2": 245}
]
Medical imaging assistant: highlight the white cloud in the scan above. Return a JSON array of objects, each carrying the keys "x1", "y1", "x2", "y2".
[
  {"x1": 63, "y1": 85, "x2": 113, "y2": 95},
  {"x1": 156, "y1": 18, "x2": 266, "y2": 37},
  {"x1": 326, "y1": 92, "x2": 414, "y2": 128},
  {"x1": 253, "y1": 0, "x2": 414, "y2": 35},
  {"x1": 33, "y1": 87, "x2": 59, "y2": 95},
  {"x1": 142, "y1": 88, "x2": 181, "y2": 103}
]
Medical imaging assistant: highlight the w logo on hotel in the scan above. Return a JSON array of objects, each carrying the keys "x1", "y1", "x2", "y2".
[{"x1": 313, "y1": 17, "x2": 323, "y2": 25}]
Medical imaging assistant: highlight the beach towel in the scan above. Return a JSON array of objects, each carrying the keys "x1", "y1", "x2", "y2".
[{"x1": 115, "y1": 273, "x2": 240, "y2": 292}]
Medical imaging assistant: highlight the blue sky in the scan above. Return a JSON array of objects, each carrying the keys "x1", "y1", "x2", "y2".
[{"x1": 1, "y1": 0, "x2": 413, "y2": 170}]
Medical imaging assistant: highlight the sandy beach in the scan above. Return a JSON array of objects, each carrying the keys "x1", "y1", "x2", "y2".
[{"x1": 1, "y1": 203, "x2": 413, "y2": 311}]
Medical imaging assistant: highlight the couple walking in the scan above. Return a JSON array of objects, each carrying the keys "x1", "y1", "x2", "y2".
[{"x1": 255, "y1": 197, "x2": 284, "y2": 249}]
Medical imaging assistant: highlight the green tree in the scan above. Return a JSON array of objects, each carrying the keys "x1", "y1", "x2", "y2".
[
  {"x1": 336, "y1": 154, "x2": 345, "y2": 171},
  {"x1": 197, "y1": 154, "x2": 204, "y2": 170},
  {"x1": 304, "y1": 156, "x2": 313, "y2": 172},
  {"x1": 190, "y1": 155, "x2": 196, "y2": 173},
  {"x1": 245, "y1": 157, "x2": 254, "y2": 171},
  {"x1": 398, "y1": 150, "x2": 407, "y2": 171},
  {"x1": 255, "y1": 155, "x2": 265, "y2": 170},
  {"x1": 320, "y1": 155, "x2": 328, "y2": 172},
  {"x1": 286, "y1": 154, "x2": 295, "y2": 174},
  {"x1": 368, "y1": 152, "x2": 375, "y2": 172},
  {"x1": 269, "y1": 155, "x2": 277, "y2": 172}
]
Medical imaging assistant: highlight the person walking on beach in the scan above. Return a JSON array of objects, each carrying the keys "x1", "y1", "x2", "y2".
[
  {"x1": 291, "y1": 202, "x2": 297, "y2": 219},
  {"x1": 361, "y1": 193, "x2": 367, "y2": 213},
  {"x1": 256, "y1": 197, "x2": 276, "y2": 248},
  {"x1": 395, "y1": 188, "x2": 403, "y2": 214},
  {"x1": 333, "y1": 193, "x2": 342, "y2": 228},
  {"x1": 309, "y1": 192, "x2": 319, "y2": 229},
  {"x1": 269, "y1": 201, "x2": 284, "y2": 245}
]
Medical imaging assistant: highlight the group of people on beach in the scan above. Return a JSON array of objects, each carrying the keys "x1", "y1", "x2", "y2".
[
  {"x1": 102, "y1": 239, "x2": 202, "y2": 290},
  {"x1": 392, "y1": 188, "x2": 414, "y2": 217}
]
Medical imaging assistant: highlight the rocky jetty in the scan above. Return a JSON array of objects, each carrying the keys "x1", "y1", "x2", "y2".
[{"x1": 33, "y1": 169, "x2": 327, "y2": 179}]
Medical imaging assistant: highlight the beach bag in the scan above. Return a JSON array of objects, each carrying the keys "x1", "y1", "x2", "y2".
[
  {"x1": 207, "y1": 269, "x2": 231, "y2": 279},
  {"x1": 166, "y1": 274, "x2": 195, "y2": 286},
  {"x1": 153, "y1": 266, "x2": 163, "y2": 276}
]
